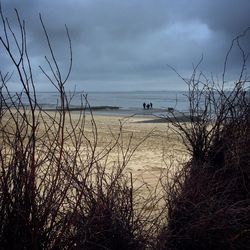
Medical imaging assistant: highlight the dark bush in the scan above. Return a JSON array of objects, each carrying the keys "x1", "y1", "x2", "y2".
[
  {"x1": 0, "y1": 5, "x2": 157, "y2": 249},
  {"x1": 159, "y1": 31, "x2": 250, "y2": 250}
]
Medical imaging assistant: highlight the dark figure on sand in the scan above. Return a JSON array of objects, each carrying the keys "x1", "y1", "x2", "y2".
[{"x1": 143, "y1": 102, "x2": 153, "y2": 109}]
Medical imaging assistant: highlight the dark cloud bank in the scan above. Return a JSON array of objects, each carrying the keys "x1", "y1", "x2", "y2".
[{"x1": 1, "y1": 0, "x2": 250, "y2": 91}]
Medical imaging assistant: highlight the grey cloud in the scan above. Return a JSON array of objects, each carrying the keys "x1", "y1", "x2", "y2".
[{"x1": 1, "y1": 0, "x2": 250, "y2": 91}]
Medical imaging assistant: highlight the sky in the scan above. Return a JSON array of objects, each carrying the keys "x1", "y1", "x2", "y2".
[{"x1": 1, "y1": 0, "x2": 250, "y2": 92}]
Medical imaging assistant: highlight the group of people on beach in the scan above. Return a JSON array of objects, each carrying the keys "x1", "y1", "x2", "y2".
[{"x1": 143, "y1": 102, "x2": 153, "y2": 109}]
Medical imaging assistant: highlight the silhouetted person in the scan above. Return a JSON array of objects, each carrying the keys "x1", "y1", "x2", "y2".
[
  {"x1": 143, "y1": 102, "x2": 146, "y2": 109},
  {"x1": 146, "y1": 103, "x2": 150, "y2": 109},
  {"x1": 150, "y1": 102, "x2": 153, "y2": 109}
]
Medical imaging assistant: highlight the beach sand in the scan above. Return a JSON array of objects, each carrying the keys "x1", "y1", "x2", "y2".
[
  {"x1": 74, "y1": 113, "x2": 190, "y2": 189},
  {"x1": 2, "y1": 109, "x2": 189, "y2": 189},
  {"x1": 2, "y1": 109, "x2": 190, "y2": 218}
]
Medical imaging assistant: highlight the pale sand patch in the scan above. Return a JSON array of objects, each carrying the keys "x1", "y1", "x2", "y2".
[
  {"x1": 71, "y1": 113, "x2": 190, "y2": 189},
  {"x1": 2, "y1": 110, "x2": 189, "y2": 188},
  {"x1": 2, "y1": 109, "x2": 190, "y2": 216}
]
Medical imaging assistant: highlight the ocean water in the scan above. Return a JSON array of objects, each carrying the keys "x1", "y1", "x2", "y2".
[
  {"x1": 6, "y1": 90, "x2": 191, "y2": 116},
  {"x1": 37, "y1": 91, "x2": 188, "y2": 109}
]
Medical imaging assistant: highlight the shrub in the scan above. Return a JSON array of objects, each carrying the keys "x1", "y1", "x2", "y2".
[
  {"x1": 0, "y1": 5, "x2": 158, "y2": 249},
  {"x1": 159, "y1": 30, "x2": 250, "y2": 250}
]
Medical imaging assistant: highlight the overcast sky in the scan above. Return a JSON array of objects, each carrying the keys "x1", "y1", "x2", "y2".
[{"x1": 1, "y1": 0, "x2": 250, "y2": 91}]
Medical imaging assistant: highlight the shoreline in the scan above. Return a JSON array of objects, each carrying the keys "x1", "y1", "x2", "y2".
[
  {"x1": 68, "y1": 109, "x2": 194, "y2": 123},
  {"x1": 40, "y1": 105, "x2": 193, "y2": 123}
]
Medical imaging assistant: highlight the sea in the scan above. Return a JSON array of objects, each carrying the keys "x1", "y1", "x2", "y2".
[{"x1": 7, "y1": 90, "x2": 192, "y2": 117}]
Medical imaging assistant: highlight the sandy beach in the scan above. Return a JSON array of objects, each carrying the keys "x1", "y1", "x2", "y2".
[
  {"x1": 2, "y1": 108, "x2": 189, "y2": 190},
  {"x1": 74, "y1": 112, "x2": 190, "y2": 189}
]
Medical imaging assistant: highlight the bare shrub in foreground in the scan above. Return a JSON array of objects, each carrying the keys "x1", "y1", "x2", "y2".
[
  {"x1": 159, "y1": 30, "x2": 250, "y2": 250},
  {"x1": 0, "y1": 6, "x2": 161, "y2": 249}
]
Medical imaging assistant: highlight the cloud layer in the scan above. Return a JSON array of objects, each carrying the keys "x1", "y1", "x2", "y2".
[{"x1": 1, "y1": 0, "x2": 250, "y2": 91}]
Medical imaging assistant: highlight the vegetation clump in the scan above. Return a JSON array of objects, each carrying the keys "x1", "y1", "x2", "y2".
[{"x1": 159, "y1": 33, "x2": 250, "y2": 249}]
